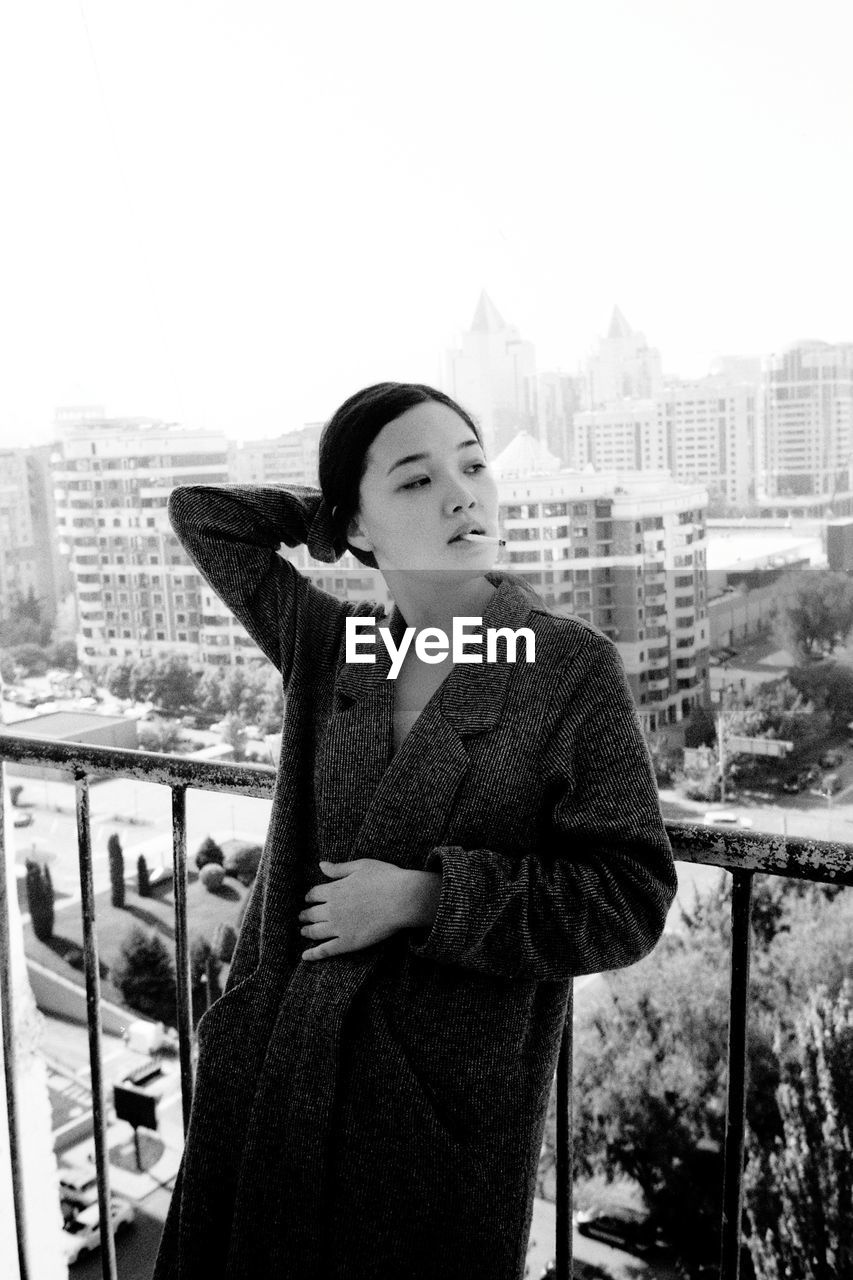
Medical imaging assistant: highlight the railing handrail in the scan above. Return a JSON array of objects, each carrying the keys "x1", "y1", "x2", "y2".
[
  {"x1": 2, "y1": 729, "x2": 852, "y2": 883},
  {"x1": 3, "y1": 730, "x2": 853, "y2": 1280},
  {"x1": 0, "y1": 730, "x2": 276, "y2": 796}
]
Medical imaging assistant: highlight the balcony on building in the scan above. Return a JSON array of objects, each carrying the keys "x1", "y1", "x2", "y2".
[{"x1": 2, "y1": 730, "x2": 851, "y2": 1280}]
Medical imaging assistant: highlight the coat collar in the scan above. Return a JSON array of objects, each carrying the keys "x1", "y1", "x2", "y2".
[
  {"x1": 333, "y1": 572, "x2": 539, "y2": 736},
  {"x1": 315, "y1": 572, "x2": 541, "y2": 869}
]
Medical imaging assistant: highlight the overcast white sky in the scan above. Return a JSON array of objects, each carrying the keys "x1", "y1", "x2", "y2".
[{"x1": 1, "y1": 0, "x2": 852, "y2": 446}]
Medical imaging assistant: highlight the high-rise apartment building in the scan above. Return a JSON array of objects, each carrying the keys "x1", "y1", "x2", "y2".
[
  {"x1": 228, "y1": 425, "x2": 322, "y2": 486},
  {"x1": 0, "y1": 446, "x2": 69, "y2": 628},
  {"x1": 758, "y1": 340, "x2": 853, "y2": 517},
  {"x1": 52, "y1": 418, "x2": 233, "y2": 666},
  {"x1": 444, "y1": 292, "x2": 538, "y2": 457},
  {"x1": 490, "y1": 435, "x2": 709, "y2": 734},
  {"x1": 574, "y1": 375, "x2": 757, "y2": 510}
]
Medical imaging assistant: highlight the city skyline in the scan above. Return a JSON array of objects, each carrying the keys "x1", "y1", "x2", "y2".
[{"x1": 2, "y1": 1, "x2": 852, "y2": 447}]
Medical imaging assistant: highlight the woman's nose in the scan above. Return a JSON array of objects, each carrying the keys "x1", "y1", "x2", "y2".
[{"x1": 443, "y1": 477, "x2": 478, "y2": 513}]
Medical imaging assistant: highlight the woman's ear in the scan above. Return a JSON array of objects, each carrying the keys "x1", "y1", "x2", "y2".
[{"x1": 345, "y1": 513, "x2": 373, "y2": 555}]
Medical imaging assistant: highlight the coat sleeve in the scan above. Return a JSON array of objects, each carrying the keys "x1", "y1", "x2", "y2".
[
  {"x1": 167, "y1": 482, "x2": 346, "y2": 681},
  {"x1": 406, "y1": 634, "x2": 678, "y2": 982}
]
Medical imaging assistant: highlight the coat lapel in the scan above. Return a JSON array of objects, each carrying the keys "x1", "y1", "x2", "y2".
[{"x1": 315, "y1": 572, "x2": 537, "y2": 871}]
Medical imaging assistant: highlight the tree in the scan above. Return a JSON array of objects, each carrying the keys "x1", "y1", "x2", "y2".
[
  {"x1": 190, "y1": 934, "x2": 222, "y2": 1019},
  {"x1": 108, "y1": 833, "x2": 125, "y2": 909},
  {"x1": 46, "y1": 638, "x2": 78, "y2": 670},
  {"x1": 645, "y1": 731, "x2": 682, "y2": 787},
  {"x1": 743, "y1": 980, "x2": 853, "y2": 1279},
  {"x1": 257, "y1": 666, "x2": 285, "y2": 735},
  {"x1": 561, "y1": 874, "x2": 853, "y2": 1271},
  {"x1": 112, "y1": 925, "x2": 177, "y2": 1026},
  {"x1": 100, "y1": 658, "x2": 137, "y2": 701},
  {"x1": 137, "y1": 854, "x2": 151, "y2": 897},
  {"x1": 118, "y1": 653, "x2": 200, "y2": 712},
  {"x1": 25, "y1": 860, "x2": 55, "y2": 942},
  {"x1": 770, "y1": 570, "x2": 853, "y2": 663},
  {"x1": 197, "y1": 667, "x2": 227, "y2": 720},
  {"x1": 221, "y1": 712, "x2": 247, "y2": 762},
  {"x1": 6, "y1": 643, "x2": 49, "y2": 677},
  {"x1": 0, "y1": 587, "x2": 51, "y2": 648},
  {"x1": 196, "y1": 836, "x2": 224, "y2": 870},
  {"x1": 789, "y1": 659, "x2": 853, "y2": 737}
]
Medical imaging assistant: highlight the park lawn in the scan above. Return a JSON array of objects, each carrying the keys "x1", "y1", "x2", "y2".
[{"x1": 23, "y1": 869, "x2": 250, "y2": 1005}]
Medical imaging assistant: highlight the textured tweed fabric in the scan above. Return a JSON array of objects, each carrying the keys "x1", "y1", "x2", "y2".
[{"x1": 151, "y1": 483, "x2": 678, "y2": 1280}]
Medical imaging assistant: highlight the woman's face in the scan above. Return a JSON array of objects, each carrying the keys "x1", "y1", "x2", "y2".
[{"x1": 347, "y1": 400, "x2": 500, "y2": 572}]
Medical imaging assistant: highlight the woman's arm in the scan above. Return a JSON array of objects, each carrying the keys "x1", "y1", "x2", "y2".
[
  {"x1": 167, "y1": 483, "x2": 346, "y2": 682},
  {"x1": 406, "y1": 635, "x2": 679, "y2": 983}
]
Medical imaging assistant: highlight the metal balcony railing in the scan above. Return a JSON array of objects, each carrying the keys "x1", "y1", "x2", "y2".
[{"x1": 2, "y1": 733, "x2": 852, "y2": 1280}]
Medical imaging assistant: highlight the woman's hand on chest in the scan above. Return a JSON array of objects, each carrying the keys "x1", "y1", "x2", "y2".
[{"x1": 298, "y1": 859, "x2": 442, "y2": 961}]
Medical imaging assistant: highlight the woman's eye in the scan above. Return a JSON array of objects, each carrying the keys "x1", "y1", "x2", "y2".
[{"x1": 401, "y1": 463, "x2": 486, "y2": 491}]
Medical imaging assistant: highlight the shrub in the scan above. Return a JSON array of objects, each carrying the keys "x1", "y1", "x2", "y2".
[
  {"x1": 137, "y1": 854, "x2": 151, "y2": 897},
  {"x1": 108, "y1": 833, "x2": 125, "y2": 908},
  {"x1": 222, "y1": 843, "x2": 262, "y2": 885},
  {"x1": 25, "y1": 860, "x2": 55, "y2": 942},
  {"x1": 200, "y1": 863, "x2": 225, "y2": 893},
  {"x1": 195, "y1": 835, "x2": 224, "y2": 870},
  {"x1": 213, "y1": 921, "x2": 238, "y2": 964},
  {"x1": 137, "y1": 718, "x2": 184, "y2": 755}
]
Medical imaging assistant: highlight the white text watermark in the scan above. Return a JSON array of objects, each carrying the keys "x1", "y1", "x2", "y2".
[{"x1": 345, "y1": 616, "x2": 535, "y2": 679}]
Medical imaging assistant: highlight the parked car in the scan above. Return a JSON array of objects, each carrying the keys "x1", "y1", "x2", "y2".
[
  {"x1": 819, "y1": 750, "x2": 843, "y2": 769},
  {"x1": 57, "y1": 1163, "x2": 99, "y2": 1209},
  {"x1": 702, "y1": 811, "x2": 753, "y2": 828},
  {"x1": 60, "y1": 1195, "x2": 135, "y2": 1265},
  {"x1": 821, "y1": 772, "x2": 843, "y2": 794},
  {"x1": 12, "y1": 811, "x2": 34, "y2": 828},
  {"x1": 781, "y1": 776, "x2": 802, "y2": 793},
  {"x1": 574, "y1": 1205, "x2": 672, "y2": 1257}
]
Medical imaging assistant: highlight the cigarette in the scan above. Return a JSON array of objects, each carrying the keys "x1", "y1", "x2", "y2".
[{"x1": 459, "y1": 532, "x2": 507, "y2": 546}]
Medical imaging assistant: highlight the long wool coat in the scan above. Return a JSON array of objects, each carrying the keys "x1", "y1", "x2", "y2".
[{"x1": 151, "y1": 483, "x2": 678, "y2": 1280}]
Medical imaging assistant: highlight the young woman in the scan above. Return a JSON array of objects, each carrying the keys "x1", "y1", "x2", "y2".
[{"x1": 152, "y1": 382, "x2": 678, "y2": 1280}]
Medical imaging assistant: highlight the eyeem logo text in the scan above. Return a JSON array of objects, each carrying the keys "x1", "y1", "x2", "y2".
[{"x1": 346, "y1": 616, "x2": 535, "y2": 679}]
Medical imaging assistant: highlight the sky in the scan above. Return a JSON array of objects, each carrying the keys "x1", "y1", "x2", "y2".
[{"x1": 2, "y1": 0, "x2": 852, "y2": 447}]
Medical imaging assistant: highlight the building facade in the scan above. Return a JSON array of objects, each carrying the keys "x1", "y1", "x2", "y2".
[
  {"x1": 491, "y1": 435, "x2": 710, "y2": 734},
  {"x1": 758, "y1": 340, "x2": 853, "y2": 517},
  {"x1": 0, "y1": 446, "x2": 70, "y2": 629},
  {"x1": 574, "y1": 375, "x2": 758, "y2": 510},
  {"x1": 52, "y1": 418, "x2": 231, "y2": 667}
]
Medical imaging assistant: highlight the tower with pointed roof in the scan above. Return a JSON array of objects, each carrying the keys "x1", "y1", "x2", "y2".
[
  {"x1": 443, "y1": 292, "x2": 538, "y2": 458},
  {"x1": 587, "y1": 307, "x2": 663, "y2": 408}
]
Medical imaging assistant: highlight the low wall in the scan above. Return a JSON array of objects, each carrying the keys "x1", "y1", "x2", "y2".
[{"x1": 27, "y1": 957, "x2": 134, "y2": 1039}]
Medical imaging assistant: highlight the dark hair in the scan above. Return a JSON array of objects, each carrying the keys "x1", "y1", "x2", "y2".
[{"x1": 318, "y1": 382, "x2": 484, "y2": 569}]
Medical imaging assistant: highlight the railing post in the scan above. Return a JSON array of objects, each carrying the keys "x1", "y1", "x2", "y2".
[
  {"x1": 0, "y1": 760, "x2": 31, "y2": 1280},
  {"x1": 720, "y1": 868, "x2": 754, "y2": 1280},
  {"x1": 75, "y1": 769, "x2": 119, "y2": 1280},
  {"x1": 555, "y1": 988, "x2": 574, "y2": 1280},
  {"x1": 171, "y1": 785, "x2": 195, "y2": 1133}
]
